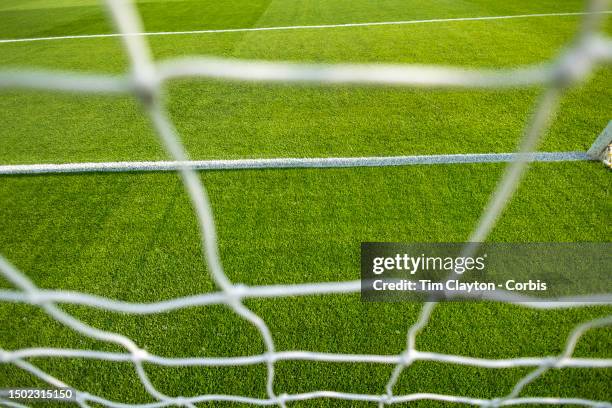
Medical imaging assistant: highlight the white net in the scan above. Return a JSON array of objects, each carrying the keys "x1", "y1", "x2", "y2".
[{"x1": 0, "y1": 0, "x2": 612, "y2": 406}]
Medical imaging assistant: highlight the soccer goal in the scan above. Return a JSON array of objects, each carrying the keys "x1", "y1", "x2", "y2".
[{"x1": 0, "y1": 0, "x2": 611, "y2": 406}]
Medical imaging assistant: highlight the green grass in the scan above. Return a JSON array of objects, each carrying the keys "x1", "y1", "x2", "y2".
[
  {"x1": 1, "y1": 9, "x2": 611, "y2": 164},
  {"x1": 0, "y1": 0, "x2": 611, "y2": 407}
]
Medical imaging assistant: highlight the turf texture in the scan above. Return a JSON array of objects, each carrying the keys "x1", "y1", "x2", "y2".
[{"x1": 0, "y1": 1, "x2": 611, "y2": 407}]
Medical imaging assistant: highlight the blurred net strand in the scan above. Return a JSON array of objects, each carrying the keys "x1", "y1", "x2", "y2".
[
  {"x1": 3, "y1": 345, "x2": 612, "y2": 369},
  {"x1": 0, "y1": 0, "x2": 611, "y2": 406},
  {"x1": 0, "y1": 399, "x2": 28, "y2": 408},
  {"x1": 3, "y1": 355, "x2": 612, "y2": 408},
  {"x1": 1, "y1": 35, "x2": 612, "y2": 92},
  {"x1": 109, "y1": 0, "x2": 279, "y2": 406},
  {"x1": 1, "y1": 282, "x2": 612, "y2": 313}
]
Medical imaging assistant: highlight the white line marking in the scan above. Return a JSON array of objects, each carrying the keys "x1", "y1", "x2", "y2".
[
  {"x1": 0, "y1": 151, "x2": 590, "y2": 175},
  {"x1": 1, "y1": 11, "x2": 610, "y2": 44}
]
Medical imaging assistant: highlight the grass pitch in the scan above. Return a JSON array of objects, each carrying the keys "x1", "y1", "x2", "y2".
[{"x1": 0, "y1": 0, "x2": 611, "y2": 406}]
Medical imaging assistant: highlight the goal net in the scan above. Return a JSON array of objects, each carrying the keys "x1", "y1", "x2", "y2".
[{"x1": 0, "y1": 0, "x2": 611, "y2": 407}]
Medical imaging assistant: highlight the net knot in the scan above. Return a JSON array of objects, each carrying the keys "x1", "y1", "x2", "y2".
[
  {"x1": 76, "y1": 392, "x2": 90, "y2": 403},
  {"x1": 277, "y1": 393, "x2": 289, "y2": 406},
  {"x1": 400, "y1": 350, "x2": 414, "y2": 365},
  {"x1": 226, "y1": 284, "x2": 247, "y2": 305},
  {"x1": 174, "y1": 396, "x2": 189, "y2": 407},
  {"x1": 379, "y1": 393, "x2": 392, "y2": 406},
  {"x1": 264, "y1": 351, "x2": 276, "y2": 364},
  {"x1": 131, "y1": 69, "x2": 159, "y2": 105},
  {"x1": 542, "y1": 356, "x2": 560, "y2": 369},
  {"x1": 552, "y1": 36, "x2": 601, "y2": 88},
  {"x1": 486, "y1": 398, "x2": 502, "y2": 407},
  {"x1": 131, "y1": 348, "x2": 149, "y2": 362},
  {"x1": 27, "y1": 290, "x2": 43, "y2": 305}
]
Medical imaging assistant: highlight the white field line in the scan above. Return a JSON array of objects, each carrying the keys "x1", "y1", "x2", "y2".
[
  {"x1": 0, "y1": 151, "x2": 590, "y2": 175},
  {"x1": 0, "y1": 11, "x2": 610, "y2": 44}
]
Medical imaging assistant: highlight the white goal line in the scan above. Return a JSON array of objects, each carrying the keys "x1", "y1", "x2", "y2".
[
  {"x1": 1, "y1": 1, "x2": 611, "y2": 407},
  {"x1": 0, "y1": 151, "x2": 591, "y2": 175},
  {"x1": 0, "y1": 11, "x2": 611, "y2": 44}
]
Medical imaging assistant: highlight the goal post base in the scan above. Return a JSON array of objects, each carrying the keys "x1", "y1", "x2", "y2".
[{"x1": 587, "y1": 121, "x2": 612, "y2": 167}]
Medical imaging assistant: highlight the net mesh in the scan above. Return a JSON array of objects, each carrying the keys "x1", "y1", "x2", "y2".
[{"x1": 1, "y1": 0, "x2": 612, "y2": 406}]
